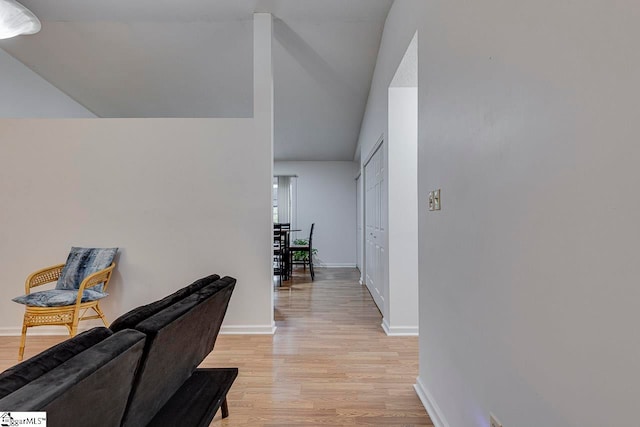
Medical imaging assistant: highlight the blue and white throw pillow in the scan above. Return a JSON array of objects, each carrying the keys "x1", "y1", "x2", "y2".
[{"x1": 56, "y1": 247, "x2": 118, "y2": 292}]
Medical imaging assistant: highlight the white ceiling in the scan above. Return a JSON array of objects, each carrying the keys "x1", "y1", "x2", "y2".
[{"x1": 0, "y1": 0, "x2": 393, "y2": 161}]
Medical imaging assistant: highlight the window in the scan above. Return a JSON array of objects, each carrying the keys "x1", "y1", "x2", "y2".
[
  {"x1": 273, "y1": 177, "x2": 279, "y2": 223},
  {"x1": 273, "y1": 175, "x2": 297, "y2": 226}
]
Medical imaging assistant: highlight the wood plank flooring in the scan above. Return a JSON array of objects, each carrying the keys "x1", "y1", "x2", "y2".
[
  {"x1": 205, "y1": 268, "x2": 432, "y2": 426},
  {"x1": 0, "y1": 267, "x2": 432, "y2": 426}
]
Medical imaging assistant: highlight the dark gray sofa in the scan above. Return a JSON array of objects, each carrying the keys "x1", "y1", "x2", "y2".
[
  {"x1": 0, "y1": 273, "x2": 237, "y2": 427},
  {"x1": 0, "y1": 327, "x2": 146, "y2": 427}
]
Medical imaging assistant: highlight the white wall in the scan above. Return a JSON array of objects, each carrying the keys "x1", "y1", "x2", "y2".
[
  {"x1": 0, "y1": 49, "x2": 95, "y2": 118},
  {"x1": 386, "y1": 86, "x2": 418, "y2": 335},
  {"x1": 0, "y1": 119, "x2": 272, "y2": 333},
  {"x1": 0, "y1": 13, "x2": 275, "y2": 336},
  {"x1": 360, "y1": 1, "x2": 640, "y2": 426},
  {"x1": 274, "y1": 161, "x2": 357, "y2": 267}
]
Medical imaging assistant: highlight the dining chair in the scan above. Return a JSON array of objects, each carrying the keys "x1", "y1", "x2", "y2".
[
  {"x1": 289, "y1": 223, "x2": 315, "y2": 280},
  {"x1": 273, "y1": 230, "x2": 286, "y2": 285}
]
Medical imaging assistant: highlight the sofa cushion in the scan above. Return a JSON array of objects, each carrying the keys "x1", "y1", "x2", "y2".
[
  {"x1": 12, "y1": 289, "x2": 108, "y2": 307},
  {"x1": 56, "y1": 247, "x2": 118, "y2": 292},
  {"x1": 120, "y1": 276, "x2": 236, "y2": 427},
  {"x1": 109, "y1": 273, "x2": 220, "y2": 332},
  {"x1": 0, "y1": 327, "x2": 113, "y2": 399}
]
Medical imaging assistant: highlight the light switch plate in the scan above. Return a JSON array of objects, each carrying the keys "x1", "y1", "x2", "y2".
[
  {"x1": 428, "y1": 192, "x2": 434, "y2": 211},
  {"x1": 433, "y1": 189, "x2": 441, "y2": 211}
]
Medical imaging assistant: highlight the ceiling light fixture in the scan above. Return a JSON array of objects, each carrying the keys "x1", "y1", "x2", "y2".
[{"x1": 0, "y1": 0, "x2": 41, "y2": 40}]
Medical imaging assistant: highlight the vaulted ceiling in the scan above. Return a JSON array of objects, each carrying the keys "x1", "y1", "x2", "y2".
[{"x1": 0, "y1": 0, "x2": 393, "y2": 160}]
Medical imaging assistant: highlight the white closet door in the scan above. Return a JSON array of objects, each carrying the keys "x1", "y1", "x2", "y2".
[
  {"x1": 364, "y1": 142, "x2": 387, "y2": 313},
  {"x1": 356, "y1": 175, "x2": 362, "y2": 273}
]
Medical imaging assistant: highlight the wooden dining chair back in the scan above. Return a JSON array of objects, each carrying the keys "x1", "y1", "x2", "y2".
[
  {"x1": 12, "y1": 247, "x2": 118, "y2": 360},
  {"x1": 289, "y1": 223, "x2": 315, "y2": 280},
  {"x1": 274, "y1": 223, "x2": 292, "y2": 282},
  {"x1": 273, "y1": 230, "x2": 286, "y2": 286}
]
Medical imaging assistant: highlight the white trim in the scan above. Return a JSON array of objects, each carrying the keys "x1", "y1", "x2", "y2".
[
  {"x1": 220, "y1": 324, "x2": 277, "y2": 335},
  {"x1": 0, "y1": 324, "x2": 99, "y2": 336},
  {"x1": 0, "y1": 327, "x2": 62, "y2": 336},
  {"x1": 364, "y1": 133, "x2": 385, "y2": 167},
  {"x1": 414, "y1": 376, "x2": 450, "y2": 427},
  {"x1": 381, "y1": 319, "x2": 418, "y2": 336},
  {"x1": 382, "y1": 319, "x2": 390, "y2": 335},
  {"x1": 1, "y1": 323, "x2": 278, "y2": 336},
  {"x1": 321, "y1": 263, "x2": 357, "y2": 268}
]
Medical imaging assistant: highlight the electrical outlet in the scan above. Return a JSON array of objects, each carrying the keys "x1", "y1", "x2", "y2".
[{"x1": 490, "y1": 413, "x2": 503, "y2": 427}]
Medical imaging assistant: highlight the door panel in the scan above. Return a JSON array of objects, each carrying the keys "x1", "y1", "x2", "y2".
[{"x1": 356, "y1": 176, "x2": 362, "y2": 273}]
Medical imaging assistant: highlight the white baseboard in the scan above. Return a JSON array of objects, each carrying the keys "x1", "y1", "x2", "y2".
[
  {"x1": 414, "y1": 376, "x2": 450, "y2": 427},
  {"x1": 1, "y1": 323, "x2": 278, "y2": 336},
  {"x1": 319, "y1": 263, "x2": 357, "y2": 268},
  {"x1": 0, "y1": 323, "x2": 100, "y2": 336},
  {"x1": 220, "y1": 324, "x2": 277, "y2": 335},
  {"x1": 381, "y1": 319, "x2": 419, "y2": 336}
]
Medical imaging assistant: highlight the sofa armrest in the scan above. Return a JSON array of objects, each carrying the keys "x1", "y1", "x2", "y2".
[
  {"x1": 0, "y1": 329, "x2": 146, "y2": 427},
  {"x1": 0, "y1": 327, "x2": 113, "y2": 399}
]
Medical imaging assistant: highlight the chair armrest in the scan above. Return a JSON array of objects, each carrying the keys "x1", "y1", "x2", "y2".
[
  {"x1": 76, "y1": 262, "x2": 116, "y2": 300},
  {"x1": 24, "y1": 264, "x2": 65, "y2": 294}
]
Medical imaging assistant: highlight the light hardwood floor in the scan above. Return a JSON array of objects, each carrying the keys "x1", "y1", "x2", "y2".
[{"x1": 0, "y1": 267, "x2": 433, "y2": 426}]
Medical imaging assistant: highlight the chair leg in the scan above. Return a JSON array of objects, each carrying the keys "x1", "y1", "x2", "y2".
[
  {"x1": 63, "y1": 324, "x2": 73, "y2": 336},
  {"x1": 221, "y1": 397, "x2": 229, "y2": 418},
  {"x1": 309, "y1": 253, "x2": 315, "y2": 281},
  {"x1": 70, "y1": 316, "x2": 79, "y2": 337},
  {"x1": 18, "y1": 322, "x2": 27, "y2": 361},
  {"x1": 94, "y1": 305, "x2": 109, "y2": 327}
]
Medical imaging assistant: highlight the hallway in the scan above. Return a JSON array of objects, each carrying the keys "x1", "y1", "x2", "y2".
[{"x1": 204, "y1": 267, "x2": 432, "y2": 426}]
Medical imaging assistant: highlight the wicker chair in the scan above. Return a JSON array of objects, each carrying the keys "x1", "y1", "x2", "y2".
[{"x1": 13, "y1": 248, "x2": 117, "y2": 360}]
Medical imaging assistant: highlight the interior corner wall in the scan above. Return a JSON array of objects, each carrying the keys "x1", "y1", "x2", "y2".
[
  {"x1": 274, "y1": 161, "x2": 357, "y2": 267},
  {"x1": 0, "y1": 49, "x2": 95, "y2": 118},
  {"x1": 361, "y1": 0, "x2": 640, "y2": 426},
  {"x1": 0, "y1": 119, "x2": 273, "y2": 334}
]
